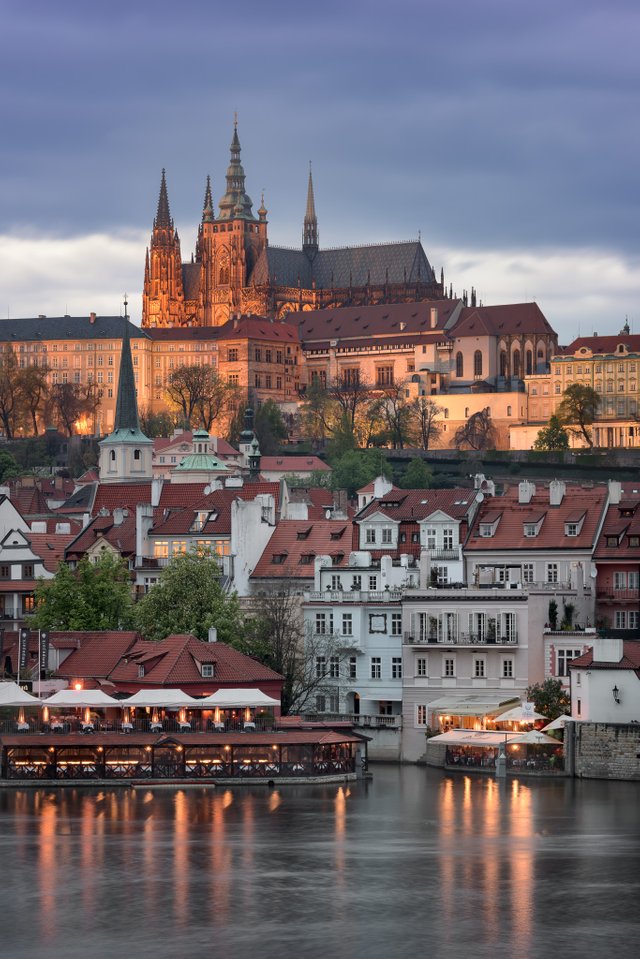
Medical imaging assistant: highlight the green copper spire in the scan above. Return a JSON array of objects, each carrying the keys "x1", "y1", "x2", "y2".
[
  {"x1": 218, "y1": 117, "x2": 255, "y2": 220},
  {"x1": 113, "y1": 298, "x2": 141, "y2": 433}
]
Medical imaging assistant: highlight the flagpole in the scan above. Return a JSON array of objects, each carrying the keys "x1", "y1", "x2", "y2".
[{"x1": 38, "y1": 629, "x2": 41, "y2": 700}]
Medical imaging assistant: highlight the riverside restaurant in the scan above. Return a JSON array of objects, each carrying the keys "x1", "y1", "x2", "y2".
[{"x1": 0, "y1": 684, "x2": 367, "y2": 784}]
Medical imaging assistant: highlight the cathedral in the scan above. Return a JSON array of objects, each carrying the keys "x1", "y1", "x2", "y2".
[{"x1": 142, "y1": 121, "x2": 445, "y2": 329}]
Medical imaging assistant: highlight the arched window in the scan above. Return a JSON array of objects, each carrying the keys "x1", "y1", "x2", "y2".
[
  {"x1": 474, "y1": 350, "x2": 482, "y2": 377},
  {"x1": 526, "y1": 349, "x2": 533, "y2": 375},
  {"x1": 219, "y1": 262, "x2": 229, "y2": 284},
  {"x1": 134, "y1": 449, "x2": 141, "y2": 461},
  {"x1": 110, "y1": 450, "x2": 115, "y2": 462},
  {"x1": 456, "y1": 352, "x2": 464, "y2": 377},
  {"x1": 507, "y1": 405, "x2": 512, "y2": 416},
  {"x1": 513, "y1": 349, "x2": 521, "y2": 378},
  {"x1": 444, "y1": 409, "x2": 449, "y2": 419},
  {"x1": 500, "y1": 351, "x2": 508, "y2": 377}
]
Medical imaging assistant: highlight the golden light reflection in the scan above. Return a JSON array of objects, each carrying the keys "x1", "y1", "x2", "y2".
[
  {"x1": 209, "y1": 792, "x2": 231, "y2": 922},
  {"x1": 268, "y1": 790, "x2": 281, "y2": 813},
  {"x1": 439, "y1": 777, "x2": 456, "y2": 931},
  {"x1": 38, "y1": 797, "x2": 58, "y2": 943},
  {"x1": 172, "y1": 790, "x2": 189, "y2": 927},
  {"x1": 509, "y1": 779, "x2": 533, "y2": 954}
]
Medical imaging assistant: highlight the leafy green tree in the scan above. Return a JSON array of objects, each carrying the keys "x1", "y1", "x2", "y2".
[
  {"x1": 134, "y1": 549, "x2": 244, "y2": 643},
  {"x1": 533, "y1": 415, "x2": 570, "y2": 451},
  {"x1": 139, "y1": 408, "x2": 177, "y2": 438},
  {"x1": 255, "y1": 398, "x2": 289, "y2": 454},
  {"x1": 0, "y1": 449, "x2": 20, "y2": 482},
  {"x1": 525, "y1": 678, "x2": 570, "y2": 720},
  {"x1": 30, "y1": 554, "x2": 135, "y2": 630},
  {"x1": 557, "y1": 384, "x2": 600, "y2": 448},
  {"x1": 329, "y1": 448, "x2": 390, "y2": 497},
  {"x1": 399, "y1": 457, "x2": 432, "y2": 489}
]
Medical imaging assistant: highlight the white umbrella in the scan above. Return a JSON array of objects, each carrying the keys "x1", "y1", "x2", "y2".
[
  {"x1": 541, "y1": 714, "x2": 576, "y2": 731},
  {"x1": 45, "y1": 689, "x2": 121, "y2": 708},
  {"x1": 494, "y1": 705, "x2": 546, "y2": 722},
  {"x1": 196, "y1": 688, "x2": 280, "y2": 709},
  {"x1": 510, "y1": 729, "x2": 559, "y2": 745},
  {"x1": 0, "y1": 682, "x2": 41, "y2": 706},
  {"x1": 124, "y1": 689, "x2": 199, "y2": 708}
]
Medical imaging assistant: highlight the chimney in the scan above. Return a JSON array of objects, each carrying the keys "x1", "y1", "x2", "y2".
[
  {"x1": 136, "y1": 503, "x2": 154, "y2": 559},
  {"x1": 608, "y1": 480, "x2": 622, "y2": 505},
  {"x1": 332, "y1": 489, "x2": 348, "y2": 519},
  {"x1": 151, "y1": 476, "x2": 163, "y2": 507},
  {"x1": 113, "y1": 507, "x2": 124, "y2": 526},
  {"x1": 430, "y1": 307, "x2": 438, "y2": 329},
  {"x1": 518, "y1": 481, "x2": 535, "y2": 504},
  {"x1": 207, "y1": 627, "x2": 217, "y2": 643},
  {"x1": 593, "y1": 637, "x2": 623, "y2": 664},
  {"x1": 89, "y1": 312, "x2": 96, "y2": 324},
  {"x1": 549, "y1": 480, "x2": 566, "y2": 506}
]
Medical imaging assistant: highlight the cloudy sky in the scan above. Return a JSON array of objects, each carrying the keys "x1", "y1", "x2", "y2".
[{"x1": 1, "y1": 0, "x2": 638, "y2": 342}]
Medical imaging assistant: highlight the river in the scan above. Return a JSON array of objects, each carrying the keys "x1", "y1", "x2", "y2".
[{"x1": 0, "y1": 766, "x2": 638, "y2": 959}]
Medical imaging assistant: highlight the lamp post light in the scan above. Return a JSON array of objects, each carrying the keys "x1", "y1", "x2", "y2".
[{"x1": 612, "y1": 685, "x2": 621, "y2": 704}]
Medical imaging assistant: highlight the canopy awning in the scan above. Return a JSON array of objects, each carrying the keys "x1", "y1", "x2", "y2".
[
  {"x1": 494, "y1": 704, "x2": 545, "y2": 722},
  {"x1": 124, "y1": 689, "x2": 200, "y2": 708},
  {"x1": 428, "y1": 730, "x2": 522, "y2": 746},
  {"x1": 0, "y1": 682, "x2": 41, "y2": 706},
  {"x1": 428, "y1": 695, "x2": 519, "y2": 718},
  {"x1": 196, "y1": 688, "x2": 281, "y2": 709},
  {"x1": 541, "y1": 714, "x2": 576, "y2": 731},
  {"x1": 45, "y1": 689, "x2": 121, "y2": 708}
]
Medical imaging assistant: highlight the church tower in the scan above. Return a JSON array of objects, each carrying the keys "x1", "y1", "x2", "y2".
[
  {"x1": 197, "y1": 119, "x2": 268, "y2": 327},
  {"x1": 99, "y1": 302, "x2": 153, "y2": 483},
  {"x1": 142, "y1": 170, "x2": 186, "y2": 327},
  {"x1": 302, "y1": 165, "x2": 319, "y2": 258}
]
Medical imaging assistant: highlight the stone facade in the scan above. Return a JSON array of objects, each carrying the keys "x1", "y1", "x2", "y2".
[{"x1": 572, "y1": 722, "x2": 640, "y2": 780}]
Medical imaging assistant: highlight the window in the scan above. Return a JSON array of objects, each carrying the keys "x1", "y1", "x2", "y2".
[
  {"x1": 613, "y1": 571, "x2": 627, "y2": 589},
  {"x1": 444, "y1": 657, "x2": 455, "y2": 678},
  {"x1": 522, "y1": 563, "x2": 534, "y2": 584},
  {"x1": 331, "y1": 574, "x2": 342, "y2": 590},
  {"x1": 502, "y1": 612, "x2": 517, "y2": 642},
  {"x1": 565, "y1": 523, "x2": 578, "y2": 537},
  {"x1": 474, "y1": 657, "x2": 486, "y2": 678},
  {"x1": 329, "y1": 656, "x2": 340, "y2": 678},
  {"x1": 425, "y1": 527, "x2": 437, "y2": 549},
  {"x1": 315, "y1": 613, "x2": 332, "y2": 635},
  {"x1": 576, "y1": 698, "x2": 581, "y2": 717},
  {"x1": 365, "y1": 527, "x2": 376, "y2": 544},
  {"x1": 474, "y1": 350, "x2": 482, "y2": 377},
  {"x1": 524, "y1": 523, "x2": 538, "y2": 538},
  {"x1": 23, "y1": 564, "x2": 34, "y2": 579},
  {"x1": 371, "y1": 657, "x2": 381, "y2": 679},
  {"x1": 153, "y1": 541, "x2": 169, "y2": 559},
  {"x1": 352, "y1": 575, "x2": 362, "y2": 590},
  {"x1": 546, "y1": 563, "x2": 559, "y2": 584},
  {"x1": 254, "y1": 348, "x2": 262, "y2": 362},
  {"x1": 381, "y1": 528, "x2": 393, "y2": 544},
  {"x1": 265, "y1": 374, "x2": 272, "y2": 389},
  {"x1": 614, "y1": 611, "x2": 627, "y2": 629},
  {"x1": 416, "y1": 705, "x2": 427, "y2": 726},
  {"x1": 137, "y1": 665, "x2": 145, "y2": 678},
  {"x1": 368, "y1": 576, "x2": 377, "y2": 591},
  {"x1": 348, "y1": 656, "x2": 357, "y2": 679},
  {"x1": 265, "y1": 349, "x2": 272, "y2": 363},
  {"x1": 455, "y1": 351, "x2": 463, "y2": 377},
  {"x1": 557, "y1": 649, "x2": 582, "y2": 676},
  {"x1": 315, "y1": 695, "x2": 326, "y2": 713},
  {"x1": 391, "y1": 657, "x2": 402, "y2": 679},
  {"x1": 502, "y1": 658, "x2": 514, "y2": 678},
  {"x1": 376, "y1": 365, "x2": 393, "y2": 386},
  {"x1": 201, "y1": 663, "x2": 214, "y2": 678},
  {"x1": 629, "y1": 611, "x2": 639, "y2": 630},
  {"x1": 0, "y1": 565, "x2": 10, "y2": 578},
  {"x1": 391, "y1": 613, "x2": 402, "y2": 635},
  {"x1": 443, "y1": 528, "x2": 454, "y2": 550},
  {"x1": 341, "y1": 613, "x2": 353, "y2": 636},
  {"x1": 315, "y1": 656, "x2": 326, "y2": 678},
  {"x1": 416, "y1": 657, "x2": 428, "y2": 677}
]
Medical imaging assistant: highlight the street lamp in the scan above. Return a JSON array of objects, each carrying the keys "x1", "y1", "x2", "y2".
[{"x1": 612, "y1": 685, "x2": 621, "y2": 704}]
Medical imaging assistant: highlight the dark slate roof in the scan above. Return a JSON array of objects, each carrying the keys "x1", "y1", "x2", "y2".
[
  {"x1": 248, "y1": 241, "x2": 435, "y2": 289},
  {"x1": 182, "y1": 262, "x2": 201, "y2": 301},
  {"x1": 0, "y1": 316, "x2": 148, "y2": 343}
]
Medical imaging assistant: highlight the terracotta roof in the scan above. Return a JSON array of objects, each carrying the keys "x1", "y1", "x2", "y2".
[
  {"x1": 215, "y1": 315, "x2": 300, "y2": 343},
  {"x1": 452, "y1": 302, "x2": 556, "y2": 338},
  {"x1": 252, "y1": 519, "x2": 355, "y2": 579},
  {"x1": 260, "y1": 456, "x2": 330, "y2": 473},
  {"x1": 594, "y1": 497, "x2": 640, "y2": 560},
  {"x1": 559, "y1": 334, "x2": 640, "y2": 357},
  {"x1": 92, "y1": 483, "x2": 153, "y2": 515},
  {"x1": 52, "y1": 631, "x2": 140, "y2": 680},
  {"x1": 150, "y1": 483, "x2": 278, "y2": 537},
  {"x1": 296, "y1": 299, "x2": 455, "y2": 346},
  {"x1": 153, "y1": 433, "x2": 239, "y2": 459},
  {"x1": 569, "y1": 642, "x2": 640, "y2": 672},
  {"x1": 28, "y1": 532, "x2": 78, "y2": 572},
  {"x1": 109, "y1": 635, "x2": 283, "y2": 686},
  {"x1": 65, "y1": 512, "x2": 138, "y2": 560},
  {"x1": 466, "y1": 484, "x2": 607, "y2": 551},
  {"x1": 357, "y1": 487, "x2": 476, "y2": 523}
]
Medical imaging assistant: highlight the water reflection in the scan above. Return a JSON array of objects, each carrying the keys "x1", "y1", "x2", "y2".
[{"x1": 0, "y1": 769, "x2": 639, "y2": 959}]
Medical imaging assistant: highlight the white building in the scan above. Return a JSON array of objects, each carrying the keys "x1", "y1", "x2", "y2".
[{"x1": 569, "y1": 637, "x2": 640, "y2": 723}]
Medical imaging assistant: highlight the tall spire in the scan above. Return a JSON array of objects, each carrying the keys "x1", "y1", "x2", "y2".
[
  {"x1": 113, "y1": 297, "x2": 141, "y2": 433},
  {"x1": 155, "y1": 169, "x2": 172, "y2": 229},
  {"x1": 202, "y1": 174, "x2": 214, "y2": 223},
  {"x1": 303, "y1": 164, "x2": 318, "y2": 254},
  {"x1": 218, "y1": 117, "x2": 254, "y2": 220}
]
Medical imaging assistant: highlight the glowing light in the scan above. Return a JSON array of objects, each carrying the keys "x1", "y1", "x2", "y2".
[{"x1": 74, "y1": 682, "x2": 83, "y2": 691}]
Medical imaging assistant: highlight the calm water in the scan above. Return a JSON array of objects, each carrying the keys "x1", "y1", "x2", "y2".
[{"x1": 1, "y1": 766, "x2": 639, "y2": 959}]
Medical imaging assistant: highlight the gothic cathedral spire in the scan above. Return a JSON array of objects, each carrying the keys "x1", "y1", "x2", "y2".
[
  {"x1": 142, "y1": 169, "x2": 186, "y2": 327},
  {"x1": 303, "y1": 164, "x2": 319, "y2": 256},
  {"x1": 218, "y1": 117, "x2": 255, "y2": 220}
]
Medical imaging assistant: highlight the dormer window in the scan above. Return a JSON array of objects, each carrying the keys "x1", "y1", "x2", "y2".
[
  {"x1": 137, "y1": 665, "x2": 145, "y2": 678},
  {"x1": 271, "y1": 553, "x2": 287, "y2": 565},
  {"x1": 565, "y1": 524, "x2": 578, "y2": 537},
  {"x1": 629, "y1": 536, "x2": 640, "y2": 547},
  {"x1": 201, "y1": 663, "x2": 214, "y2": 678},
  {"x1": 606, "y1": 536, "x2": 619, "y2": 547},
  {"x1": 479, "y1": 524, "x2": 494, "y2": 538},
  {"x1": 524, "y1": 524, "x2": 537, "y2": 537}
]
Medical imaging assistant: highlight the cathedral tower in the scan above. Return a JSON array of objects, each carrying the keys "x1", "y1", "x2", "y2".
[
  {"x1": 142, "y1": 170, "x2": 186, "y2": 327},
  {"x1": 302, "y1": 165, "x2": 318, "y2": 258}
]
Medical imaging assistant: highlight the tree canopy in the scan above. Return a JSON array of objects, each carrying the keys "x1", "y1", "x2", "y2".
[
  {"x1": 556, "y1": 384, "x2": 600, "y2": 448},
  {"x1": 30, "y1": 554, "x2": 135, "y2": 631},
  {"x1": 525, "y1": 678, "x2": 571, "y2": 720},
  {"x1": 134, "y1": 549, "x2": 244, "y2": 643},
  {"x1": 454, "y1": 408, "x2": 497, "y2": 451},
  {"x1": 399, "y1": 457, "x2": 432, "y2": 489},
  {"x1": 329, "y1": 448, "x2": 391, "y2": 497},
  {"x1": 533, "y1": 415, "x2": 570, "y2": 451},
  {"x1": 165, "y1": 364, "x2": 238, "y2": 432}
]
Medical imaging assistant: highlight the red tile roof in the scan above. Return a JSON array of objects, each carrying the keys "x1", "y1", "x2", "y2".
[
  {"x1": 252, "y1": 519, "x2": 355, "y2": 579},
  {"x1": 594, "y1": 497, "x2": 640, "y2": 560},
  {"x1": 569, "y1": 642, "x2": 640, "y2": 673},
  {"x1": 52, "y1": 631, "x2": 140, "y2": 679},
  {"x1": 154, "y1": 433, "x2": 239, "y2": 459},
  {"x1": 260, "y1": 456, "x2": 330, "y2": 473},
  {"x1": 28, "y1": 532, "x2": 78, "y2": 572},
  {"x1": 151, "y1": 483, "x2": 280, "y2": 537},
  {"x1": 357, "y1": 487, "x2": 477, "y2": 523},
  {"x1": 296, "y1": 299, "x2": 455, "y2": 346},
  {"x1": 453, "y1": 302, "x2": 556, "y2": 338},
  {"x1": 92, "y1": 482, "x2": 153, "y2": 515},
  {"x1": 65, "y1": 512, "x2": 138, "y2": 560},
  {"x1": 466, "y1": 484, "x2": 607, "y2": 551},
  {"x1": 560, "y1": 334, "x2": 640, "y2": 357}
]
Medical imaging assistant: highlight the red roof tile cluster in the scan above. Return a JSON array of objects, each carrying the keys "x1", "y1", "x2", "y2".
[
  {"x1": 297, "y1": 300, "x2": 455, "y2": 347},
  {"x1": 357, "y1": 487, "x2": 477, "y2": 523},
  {"x1": 252, "y1": 519, "x2": 355, "y2": 579},
  {"x1": 453, "y1": 302, "x2": 555, "y2": 338},
  {"x1": 151, "y1": 482, "x2": 280, "y2": 538},
  {"x1": 466, "y1": 484, "x2": 607, "y2": 551},
  {"x1": 65, "y1": 511, "x2": 138, "y2": 561},
  {"x1": 52, "y1": 631, "x2": 140, "y2": 679},
  {"x1": 569, "y1": 642, "x2": 640, "y2": 673},
  {"x1": 92, "y1": 482, "x2": 153, "y2": 515},
  {"x1": 560, "y1": 334, "x2": 640, "y2": 357},
  {"x1": 28, "y1": 532, "x2": 79, "y2": 572},
  {"x1": 594, "y1": 496, "x2": 640, "y2": 561},
  {"x1": 260, "y1": 455, "x2": 330, "y2": 473}
]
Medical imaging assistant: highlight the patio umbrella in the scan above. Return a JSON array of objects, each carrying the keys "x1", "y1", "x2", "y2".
[
  {"x1": 124, "y1": 689, "x2": 199, "y2": 708},
  {"x1": 0, "y1": 682, "x2": 41, "y2": 706},
  {"x1": 510, "y1": 729, "x2": 559, "y2": 745},
  {"x1": 494, "y1": 705, "x2": 546, "y2": 722},
  {"x1": 197, "y1": 688, "x2": 280, "y2": 708},
  {"x1": 541, "y1": 714, "x2": 576, "y2": 731},
  {"x1": 45, "y1": 689, "x2": 121, "y2": 708}
]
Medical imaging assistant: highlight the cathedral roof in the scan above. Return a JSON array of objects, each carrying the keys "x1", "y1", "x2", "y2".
[
  {"x1": 0, "y1": 316, "x2": 148, "y2": 343},
  {"x1": 248, "y1": 240, "x2": 435, "y2": 289},
  {"x1": 294, "y1": 299, "x2": 457, "y2": 346}
]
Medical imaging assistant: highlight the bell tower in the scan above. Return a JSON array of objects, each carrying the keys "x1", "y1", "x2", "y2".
[{"x1": 142, "y1": 170, "x2": 185, "y2": 328}]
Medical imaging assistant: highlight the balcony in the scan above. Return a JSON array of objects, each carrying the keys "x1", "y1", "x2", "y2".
[
  {"x1": 404, "y1": 631, "x2": 518, "y2": 647},
  {"x1": 306, "y1": 590, "x2": 403, "y2": 603},
  {"x1": 596, "y1": 588, "x2": 640, "y2": 603},
  {"x1": 426, "y1": 548, "x2": 460, "y2": 561},
  {"x1": 304, "y1": 712, "x2": 401, "y2": 729}
]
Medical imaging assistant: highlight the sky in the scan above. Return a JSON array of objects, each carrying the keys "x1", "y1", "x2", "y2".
[{"x1": 1, "y1": 0, "x2": 638, "y2": 343}]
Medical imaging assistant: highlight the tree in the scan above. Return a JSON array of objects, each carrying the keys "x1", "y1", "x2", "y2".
[
  {"x1": 239, "y1": 585, "x2": 351, "y2": 714},
  {"x1": 134, "y1": 549, "x2": 244, "y2": 643},
  {"x1": 166, "y1": 364, "x2": 237, "y2": 431},
  {"x1": 0, "y1": 348, "x2": 21, "y2": 438},
  {"x1": 30, "y1": 554, "x2": 135, "y2": 630},
  {"x1": 533, "y1": 414, "x2": 570, "y2": 451},
  {"x1": 48, "y1": 383, "x2": 100, "y2": 436},
  {"x1": 16, "y1": 365, "x2": 50, "y2": 436},
  {"x1": 0, "y1": 449, "x2": 20, "y2": 482},
  {"x1": 556, "y1": 384, "x2": 600, "y2": 448},
  {"x1": 399, "y1": 457, "x2": 432, "y2": 489},
  {"x1": 375, "y1": 382, "x2": 414, "y2": 449},
  {"x1": 409, "y1": 396, "x2": 443, "y2": 449},
  {"x1": 139, "y1": 407, "x2": 177, "y2": 438},
  {"x1": 255, "y1": 399, "x2": 288, "y2": 454},
  {"x1": 330, "y1": 448, "x2": 390, "y2": 497},
  {"x1": 525, "y1": 678, "x2": 571, "y2": 720},
  {"x1": 454, "y1": 408, "x2": 497, "y2": 451}
]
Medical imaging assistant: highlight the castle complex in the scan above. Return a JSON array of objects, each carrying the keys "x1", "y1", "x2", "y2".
[{"x1": 142, "y1": 121, "x2": 444, "y2": 329}]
